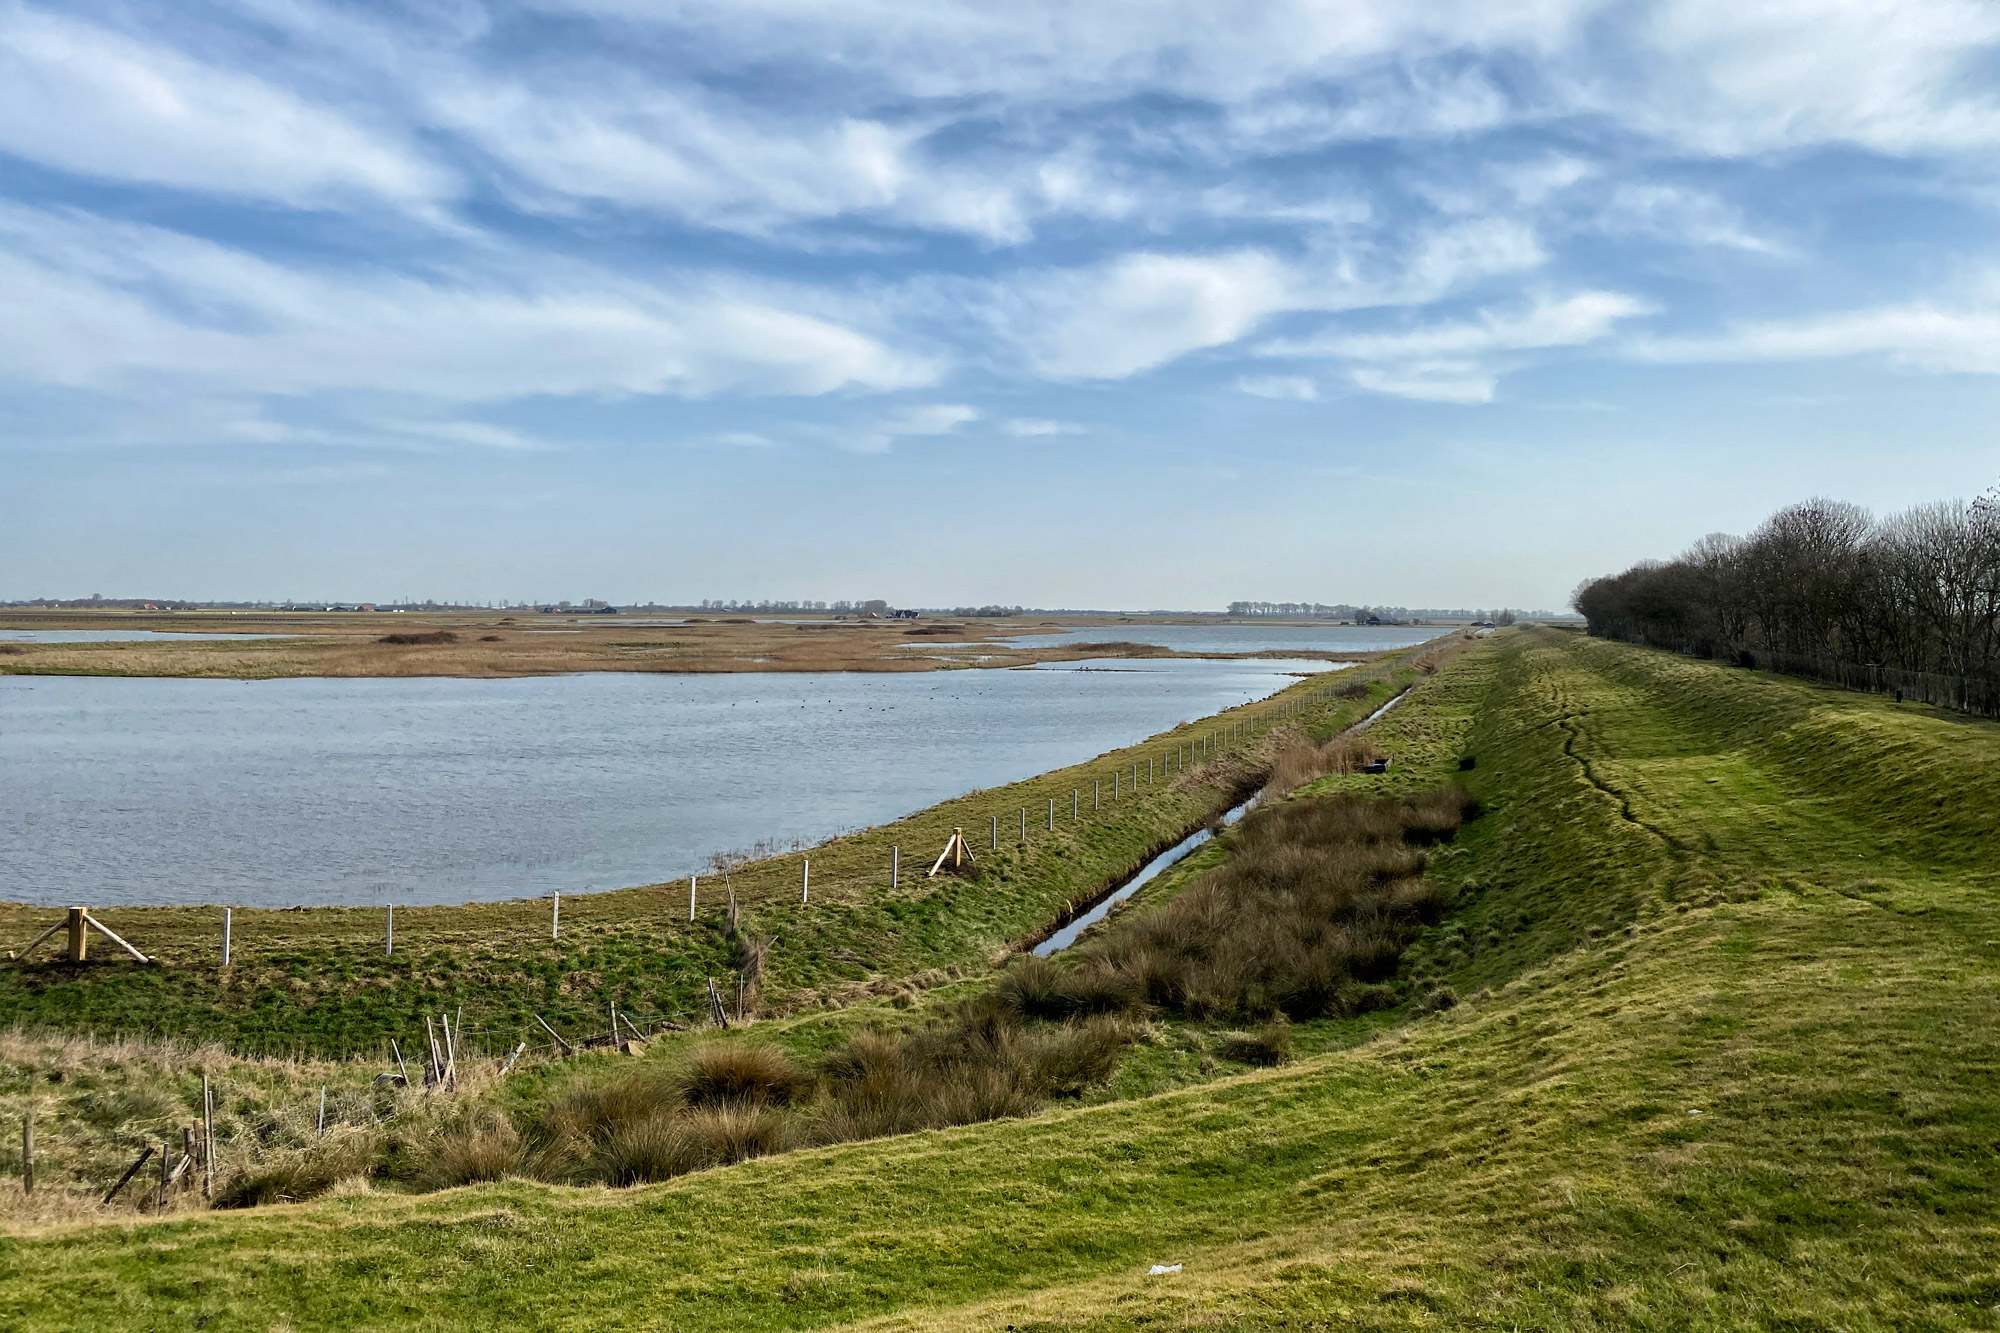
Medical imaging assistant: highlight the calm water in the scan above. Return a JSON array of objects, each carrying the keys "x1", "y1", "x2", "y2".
[
  {"x1": 1002, "y1": 624, "x2": 1440, "y2": 654},
  {"x1": 0, "y1": 630, "x2": 292, "y2": 643},
  {"x1": 0, "y1": 657, "x2": 1338, "y2": 908}
]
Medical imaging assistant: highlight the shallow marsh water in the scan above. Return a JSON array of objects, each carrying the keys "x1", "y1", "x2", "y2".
[{"x1": 1, "y1": 655, "x2": 1337, "y2": 908}]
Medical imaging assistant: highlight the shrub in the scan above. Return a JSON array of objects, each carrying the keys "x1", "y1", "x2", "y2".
[{"x1": 377, "y1": 630, "x2": 458, "y2": 645}]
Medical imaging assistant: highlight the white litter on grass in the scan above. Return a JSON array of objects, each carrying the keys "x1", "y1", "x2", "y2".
[{"x1": 1148, "y1": 1263, "x2": 1183, "y2": 1276}]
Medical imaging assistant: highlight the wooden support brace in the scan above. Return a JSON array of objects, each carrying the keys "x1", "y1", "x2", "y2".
[
  {"x1": 104, "y1": 1146, "x2": 154, "y2": 1204},
  {"x1": 533, "y1": 1013, "x2": 574, "y2": 1056},
  {"x1": 81, "y1": 913, "x2": 150, "y2": 964}
]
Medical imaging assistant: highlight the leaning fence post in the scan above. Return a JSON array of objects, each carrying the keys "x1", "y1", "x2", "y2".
[
  {"x1": 202, "y1": 1077, "x2": 214, "y2": 1199},
  {"x1": 317, "y1": 1087, "x2": 326, "y2": 1140}
]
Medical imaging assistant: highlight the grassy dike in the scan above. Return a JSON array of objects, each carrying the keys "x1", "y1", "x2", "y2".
[
  {"x1": 7, "y1": 626, "x2": 1999, "y2": 1329},
  {"x1": 0, "y1": 645, "x2": 1440, "y2": 1057}
]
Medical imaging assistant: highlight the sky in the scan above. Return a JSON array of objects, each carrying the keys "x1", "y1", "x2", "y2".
[{"x1": 4, "y1": 0, "x2": 2000, "y2": 610}]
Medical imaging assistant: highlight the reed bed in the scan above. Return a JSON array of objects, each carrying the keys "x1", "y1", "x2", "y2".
[{"x1": 996, "y1": 787, "x2": 1479, "y2": 1024}]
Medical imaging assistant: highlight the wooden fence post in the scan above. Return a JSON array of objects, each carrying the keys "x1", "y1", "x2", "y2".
[
  {"x1": 202, "y1": 1076, "x2": 215, "y2": 1200},
  {"x1": 66, "y1": 907, "x2": 86, "y2": 963}
]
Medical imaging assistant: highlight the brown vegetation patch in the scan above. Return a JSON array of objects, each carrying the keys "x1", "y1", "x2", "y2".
[
  {"x1": 997, "y1": 788, "x2": 1477, "y2": 1024},
  {"x1": 378, "y1": 631, "x2": 459, "y2": 645}
]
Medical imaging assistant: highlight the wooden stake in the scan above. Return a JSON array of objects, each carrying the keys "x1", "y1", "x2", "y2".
[
  {"x1": 990, "y1": 815, "x2": 997, "y2": 850},
  {"x1": 390, "y1": 1039, "x2": 410, "y2": 1088},
  {"x1": 707, "y1": 977, "x2": 730, "y2": 1029},
  {"x1": 156, "y1": 1138, "x2": 169, "y2": 1211},
  {"x1": 104, "y1": 1146, "x2": 152, "y2": 1205},
  {"x1": 66, "y1": 907, "x2": 86, "y2": 963},
  {"x1": 500, "y1": 1042, "x2": 527, "y2": 1075},
  {"x1": 425, "y1": 1016, "x2": 443, "y2": 1086},
  {"x1": 317, "y1": 1087, "x2": 326, "y2": 1140},
  {"x1": 891, "y1": 845, "x2": 899, "y2": 889},
  {"x1": 202, "y1": 1077, "x2": 215, "y2": 1200},
  {"x1": 533, "y1": 1013, "x2": 574, "y2": 1056},
  {"x1": 222, "y1": 908, "x2": 232, "y2": 967},
  {"x1": 552, "y1": 891, "x2": 560, "y2": 939}
]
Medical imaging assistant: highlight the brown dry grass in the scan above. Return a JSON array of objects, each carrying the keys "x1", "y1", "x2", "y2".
[{"x1": 0, "y1": 610, "x2": 1394, "y2": 679}]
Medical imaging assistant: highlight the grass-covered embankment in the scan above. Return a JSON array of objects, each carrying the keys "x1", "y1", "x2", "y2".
[
  {"x1": 0, "y1": 647, "x2": 1439, "y2": 1058},
  {"x1": 7, "y1": 627, "x2": 1999, "y2": 1329}
]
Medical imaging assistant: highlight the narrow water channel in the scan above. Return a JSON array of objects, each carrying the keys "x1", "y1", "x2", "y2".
[{"x1": 1031, "y1": 681, "x2": 1418, "y2": 957}]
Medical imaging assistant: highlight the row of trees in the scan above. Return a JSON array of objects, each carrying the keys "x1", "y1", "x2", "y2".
[{"x1": 1572, "y1": 490, "x2": 2000, "y2": 710}]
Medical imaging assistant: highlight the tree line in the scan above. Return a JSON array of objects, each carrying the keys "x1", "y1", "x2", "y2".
[{"x1": 1572, "y1": 488, "x2": 2000, "y2": 713}]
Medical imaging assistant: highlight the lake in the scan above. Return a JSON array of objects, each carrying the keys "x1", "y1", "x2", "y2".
[
  {"x1": 0, "y1": 630, "x2": 294, "y2": 643},
  {"x1": 0, "y1": 654, "x2": 1346, "y2": 908},
  {"x1": 1003, "y1": 624, "x2": 1441, "y2": 654}
]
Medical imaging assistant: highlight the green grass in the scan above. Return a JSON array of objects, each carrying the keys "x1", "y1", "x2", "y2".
[{"x1": 10, "y1": 627, "x2": 1999, "y2": 1330}]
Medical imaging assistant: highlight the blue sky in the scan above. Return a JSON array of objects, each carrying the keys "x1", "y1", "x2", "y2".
[{"x1": 4, "y1": 0, "x2": 1999, "y2": 609}]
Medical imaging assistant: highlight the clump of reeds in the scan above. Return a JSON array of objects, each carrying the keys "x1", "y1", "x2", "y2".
[
  {"x1": 677, "y1": 1043, "x2": 809, "y2": 1108},
  {"x1": 1001, "y1": 788, "x2": 1478, "y2": 1025},
  {"x1": 430, "y1": 1002, "x2": 1137, "y2": 1192},
  {"x1": 1218, "y1": 1022, "x2": 1293, "y2": 1067},
  {"x1": 377, "y1": 630, "x2": 458, "y2": 645},
  {"x1": 1264, "y1": 735, "x2": 1384, "y2": 795}
]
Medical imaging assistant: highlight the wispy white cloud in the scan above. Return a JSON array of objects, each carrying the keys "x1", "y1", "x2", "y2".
[
  {"x1": 843, "y1": 402, "x2": 978, "y2": 453},
  {"x1": 1262, "y1": 290, "x2": 1652, "y2": 402},
  {"x1": 1632, "y1": 297, "x2": 2000, "y2": 374},
  {"x1": 1235, "y1": 375, "x2": 1319, "y2": 401},
  {"x1": 1003, "y1": 418, "x2": 1086, "y2": 435},
  {"x1": 0, "y1": 6, "x2": 449, "y2": 209},
  {"x1": 0, "y1": 205, "x2": 933, "y2": 408}
]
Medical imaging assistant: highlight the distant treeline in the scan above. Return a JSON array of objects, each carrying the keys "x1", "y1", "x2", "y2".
[{"x1": 1573, "y1": 490, "x2": 2000, "y2": 715}]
